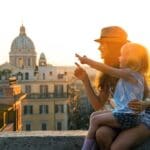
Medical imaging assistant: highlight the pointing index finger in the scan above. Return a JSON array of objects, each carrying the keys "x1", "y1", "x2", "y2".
[
  {"x1": 75, "y1": 62, "x2": 81, "y2": 68},
  {"x1": 75, "y1": 53, "x2": 80, "y2": 58}
]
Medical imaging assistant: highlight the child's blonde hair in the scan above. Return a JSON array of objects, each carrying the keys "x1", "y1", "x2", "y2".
[{"x1": 121, "y1": 42, "x2": 149, "y2": 73}]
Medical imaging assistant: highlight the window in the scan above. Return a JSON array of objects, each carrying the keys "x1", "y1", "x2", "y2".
[
  {"x1": 0, "y1": 89, "x2": 3, "y2": 97},
  {"x1": 39, "y1": 105, "x2": 49, "y2": 114},
  {"x1": 28, "y1": 58, "x2": 31, "y2": 66},
  {"x1": 64, "y1": 72, "x2": 67, "y2": 75},
  {"x1": 49, "y1": 72, "x2": 53, "y2": 76},
  {"x1": 55, "y1": 104, "x2": 64, "y2": 113},
  {"x1": 17, "y1": 72, "x2": 23, "y2": 80},
  {"x1": 54, "y1": 84, "x2": 63, "y2": 97},
  {"x1": 57, "y1": 74, "x2": 63, "y2": 79},
  {"x1": 18, "y1": 58, "x2": 23, "y2": 68},
  {"x1": 25, "y1": 85, "x2": 31, "y2": 94},
  {"x1": 25, "y1": 123, "x2": 31, "y2": 131},
  {"x1": 43, "y1": 73, "x2": 45, "y2": 80},
  {"x1": 56, "y1": 121, "x2": 62, "y2": 130},
  {"x1": 40, "y1": 85, "x2": 48, "y2": 97},
  {"x1": 41, "y1": 123, "x2": 47, "y2": 130},
  {"x1": 25, "y1": 72, "x2": 29, "y2": 80},
  {"x1": 24, "y1": 105, "x2": 33, "y2": 115}
]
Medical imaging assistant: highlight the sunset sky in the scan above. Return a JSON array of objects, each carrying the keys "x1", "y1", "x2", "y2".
[{"x1": 0, "y1": 0, "x2": 150, "y2": 66}]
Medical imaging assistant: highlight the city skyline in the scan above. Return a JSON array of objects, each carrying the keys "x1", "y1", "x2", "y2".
[{"x1": 0, "y1": 0, "x2": 150, "y2": 66}]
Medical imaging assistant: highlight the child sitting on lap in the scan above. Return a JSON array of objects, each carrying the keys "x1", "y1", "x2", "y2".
[{"x1": 75, "y1": 42, "x2": 149, "y2": 150}]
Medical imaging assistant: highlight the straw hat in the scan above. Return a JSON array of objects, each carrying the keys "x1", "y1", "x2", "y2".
[{"x1": 95, "y1": 26, "x2": 128, "y2": 42}]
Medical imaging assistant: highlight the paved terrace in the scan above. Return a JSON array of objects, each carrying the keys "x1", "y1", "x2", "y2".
[{"x1": 0, "y1": 130, "x2": 149, "y2": 150}]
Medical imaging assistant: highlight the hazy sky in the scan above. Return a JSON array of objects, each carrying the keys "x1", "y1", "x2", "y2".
[{"x1": 0, "y1": 0, "x2": 150, "y2": 66}]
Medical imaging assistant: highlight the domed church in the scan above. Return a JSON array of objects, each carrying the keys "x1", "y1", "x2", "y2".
[
  {"x1": 0, "y1": 24, "x2": 93, "y2": 132},
  {"x1": 9, "y1": 25, "x2": 37, "y2": 69}
]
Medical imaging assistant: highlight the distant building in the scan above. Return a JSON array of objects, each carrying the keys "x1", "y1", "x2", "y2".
[{"x1": 0, "y1": 25, "x2": 97, "y2": 131}]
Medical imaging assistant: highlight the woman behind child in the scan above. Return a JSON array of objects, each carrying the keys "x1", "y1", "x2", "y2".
[{"x1": 75, "y1": 42, "x2": 149, "y2": 150}]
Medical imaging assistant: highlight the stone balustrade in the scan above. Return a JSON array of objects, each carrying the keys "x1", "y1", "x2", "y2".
[{"x1": 0, "y1": 131, "x2": 149, "y2": 150}]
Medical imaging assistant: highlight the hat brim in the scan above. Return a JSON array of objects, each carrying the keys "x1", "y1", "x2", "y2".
[
  {"x1": 94, "y1": 39, "x2": 102, "y2": 42},
  {"x1": 94, "y1": 37, "x2": 128, "y2": 43}
]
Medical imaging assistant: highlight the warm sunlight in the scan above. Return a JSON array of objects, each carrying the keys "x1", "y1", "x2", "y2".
[
  {"x1": 0, "y1": 1, "x2": 150, "y2": 149},
  {"x1": 0, "y1": 0, "x2": 150, "y2": 66}
]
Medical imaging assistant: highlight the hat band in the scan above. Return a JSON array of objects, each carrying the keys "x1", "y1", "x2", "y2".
[{"x1": 95, "y1": 37, "x2": 126, "y2": 42}]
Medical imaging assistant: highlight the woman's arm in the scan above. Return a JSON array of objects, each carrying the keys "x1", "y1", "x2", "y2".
[
  {"x1": 74, "y1": 63, "x2": 108, "y2": 110},
  {"x1": 109, "y1": 98, "x2": 116, "y2": 109},
  {"x1": 75, "y1": 54, "x2": 137, "y2": 83},
  {"x1": 128, "y1": 100, "x2": 150, "y2": 112}
]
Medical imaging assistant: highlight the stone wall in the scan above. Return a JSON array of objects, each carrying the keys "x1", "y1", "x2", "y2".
[{"x1": 0, "y1": 131, "x2": 149, "y2": 150}]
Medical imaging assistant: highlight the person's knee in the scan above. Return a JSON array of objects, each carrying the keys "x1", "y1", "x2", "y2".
[
  {"x1": 90, "y1": 115, "x2": 100, "y2": 127},
  {"x1": 89, "y1": 112, "x2": 96, "y2": 126},
  {"x1": 96, "y1": 126, "x2": 115, "y2": 142},
  {"x1": 96, "y1": 127, "x2": 115, "y2": 149},
  {"x1": 90, "y1": 111, "x2": 98, "y2": 120}
]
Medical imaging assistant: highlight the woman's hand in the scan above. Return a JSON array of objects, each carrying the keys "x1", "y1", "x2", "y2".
[
  {"x1": 75, "y1": 53, "x2": 88, "y2": 64},
  {"x1": 74, "y1": 62, "x2": 88, "y2": 82},
  {"x1": 128, "y1": 100, "x2": 147, "y2": 112}
]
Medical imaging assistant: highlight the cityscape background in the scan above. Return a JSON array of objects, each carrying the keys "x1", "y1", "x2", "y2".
[{"x1": 0, "y1": 24, "x2": 98, "y2": 131}]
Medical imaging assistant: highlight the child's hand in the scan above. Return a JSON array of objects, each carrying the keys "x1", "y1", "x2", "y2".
[{"x1": 75, "y1": 53, "x2": 88, "y2": 64}]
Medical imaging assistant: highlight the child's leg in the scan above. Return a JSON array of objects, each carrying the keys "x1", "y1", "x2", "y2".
[
  {"x1": 87, "y1": 112, "x2": 120, "y2": 139},
  {"x1": 90, "y1": 110, "x2": 111, "y2": 126},
  {"x1": 82, "y1": 111, "x2": 111, "y2": 150},
  {"x1": 90, "y1": 110, "x2": 111, "y2": 119}
]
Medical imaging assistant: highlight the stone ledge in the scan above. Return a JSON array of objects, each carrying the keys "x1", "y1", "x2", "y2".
[
  {"x1": 0, "y1": 130, "x2": 149, "y2": 150},
  {"x1": 0, "y1": 131, "x2": 86, "y2": 150}
]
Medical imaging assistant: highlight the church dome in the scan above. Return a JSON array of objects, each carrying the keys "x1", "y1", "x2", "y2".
[
  {"x1": 9, "y1": 25, "x2": 37, "y2": 69},
  {"x1": 39, "y1": 52, "x2": 47, "y2": 66},
  {"x1": 40, "y1": 53, "x2": 46, "y2": 60},
  {"x1": 10, "y1": 25, "x2": 35, "y2": 52}
]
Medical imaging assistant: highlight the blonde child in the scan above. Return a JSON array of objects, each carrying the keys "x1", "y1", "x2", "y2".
[{"x1": 75, "y1": 42, "x2": 149, "y2": 150}]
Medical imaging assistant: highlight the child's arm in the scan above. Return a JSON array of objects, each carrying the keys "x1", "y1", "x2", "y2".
[{"x1": 75, "y1": 53, "x2": 137, "y2": 83}]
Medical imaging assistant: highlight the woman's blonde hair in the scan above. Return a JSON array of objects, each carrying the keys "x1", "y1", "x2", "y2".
[{"x1": 121, "y1": 42, "x2": 149, "y2": 73}]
